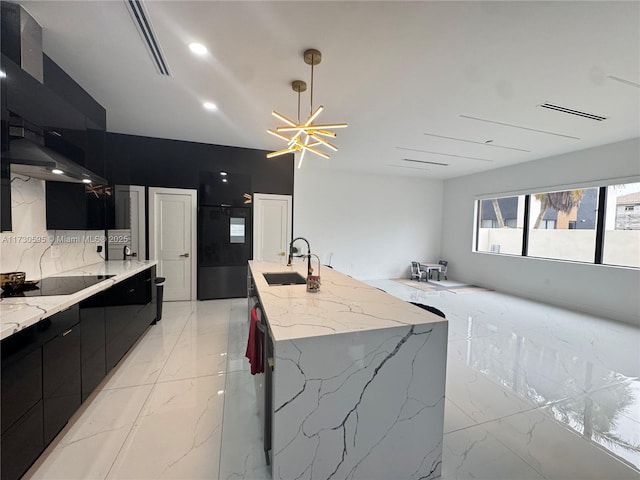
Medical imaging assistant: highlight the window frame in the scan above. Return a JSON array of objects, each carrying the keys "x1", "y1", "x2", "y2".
[{"x1": 473, "y1": 181, "x2": 639, "y2": 269}]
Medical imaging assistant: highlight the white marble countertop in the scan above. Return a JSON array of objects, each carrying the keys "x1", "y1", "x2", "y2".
[
  {"x1": 248, "y1": 260, "x2": 447, "y2": 342},
  {"x1": 0, "y1": 260, "x2": 157, "y2": 340}
]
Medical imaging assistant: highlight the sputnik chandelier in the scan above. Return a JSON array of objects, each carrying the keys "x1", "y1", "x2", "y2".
[{"x1": 267, "y1": 49, "x2": 347, "y2": 168}]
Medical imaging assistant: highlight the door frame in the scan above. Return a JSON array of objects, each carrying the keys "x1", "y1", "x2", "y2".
[
  {"x1": 129, "y1": 185, "x2": 146, "y2": 260},
  {"x1": 148, "y1": 187, "x2": 197, "y2": 301},
  {"x1": 253, "y1": 193, "x2": 293, "y2": 261}
]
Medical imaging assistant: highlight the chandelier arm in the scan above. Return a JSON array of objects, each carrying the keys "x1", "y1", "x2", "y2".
[
  {"x1": 267, "y1": 129, "x2": 293, "y2": 142},
  {"x1": 308, "y1": 123, "x2": 348, "y2": 129},
  {"x1": 313, "y1": 130, "x2": 337, "y2": 138},
  {"x1": 304, "y1": 105, "x2": 324, "y2": 127},
  {"x1": 299, "y1": 143, "x2": 329, "y2": 159},
  {"x1": 272, "y1": 111, "x2": 297, "y2": 127},
  {"x1": 267, "y1": 147, "x2": 298, "y2": 158},
  {"x1": 310, "y1": 134, "x2": 338, "y2": 151}
]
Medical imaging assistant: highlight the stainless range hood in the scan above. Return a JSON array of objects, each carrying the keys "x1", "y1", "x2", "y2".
[{"x1": 6, "y1": 136, "x2": 107, "y2": 184}]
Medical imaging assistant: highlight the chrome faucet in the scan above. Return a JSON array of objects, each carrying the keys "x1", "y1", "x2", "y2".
[{"x1": 287, "y1": 237, "x2": 312, "y2": 276}]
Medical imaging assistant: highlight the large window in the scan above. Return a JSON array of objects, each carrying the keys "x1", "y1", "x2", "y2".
[
  {"x1": 603, "y1": 182, "x2": 640, "y2": 268},
  {"x1": 474, "y1": 181, "x2": 639, "y2": 269},
  {"x1": 528, "y1": 188, "x2": 599, "y2": 263},
  {"x1": 476, "y1": 196, "x2": 524, "y2": 255}
]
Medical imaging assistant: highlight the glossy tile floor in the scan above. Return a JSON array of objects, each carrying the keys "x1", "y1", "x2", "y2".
[{"x1": 24, "y1": 281, "x2": 640, "y2": 480}]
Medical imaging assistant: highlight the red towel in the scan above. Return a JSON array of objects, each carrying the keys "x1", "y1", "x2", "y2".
[{"x1": 245, "y1": 307, "x2": 264, "y2": 374}]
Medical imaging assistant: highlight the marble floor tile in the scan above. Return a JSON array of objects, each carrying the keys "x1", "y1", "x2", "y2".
[
  {"x1": 106, "y1": 375, "x2": 226, "y2": 479},
  {"x1": 25, "y1": 384, "x2": 153, "y2": 480},
  {"x1": 441, "y1": 422, "x2": 545, "y2": 480},
  {"x1": 482, "y1": 399, "x2": 639, "y2": 480},
  {"x1": 102, "y1": 327, "x2": 183, "y2": 390},
  {"x1": 445, "y1": 352, "x2": 535, "y2": 424},
  {"x1": 543, "y1": 379, "x2": 640, "y2": 472},
  {"x1": 444, "y1": 398, "x2": 476, "y2": 434},
  {"x1": 218, "y1": 371, "x2": 270, "y2": 480},
  {"x1": 158, "y1": 320, "x2": 230, "y2": 382}
]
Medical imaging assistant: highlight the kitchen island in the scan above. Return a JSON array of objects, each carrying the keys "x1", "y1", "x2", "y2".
[{"x1": 248, "y1": 260, "x2": 448, "y2": 480}]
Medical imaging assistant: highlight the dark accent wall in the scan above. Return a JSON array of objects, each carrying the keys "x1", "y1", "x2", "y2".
[
  {"x1": 105, "y1": 132, "x2": 294, "y2": 195},
  {"x1": 105, "y1": 132, "x2": 294, "y2": 299}
]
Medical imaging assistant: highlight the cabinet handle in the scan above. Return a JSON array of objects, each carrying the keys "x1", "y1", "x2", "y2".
[
  {"x1": 62, "y1": 328, "x2": 73, "y2": 337},
  {"x1": 128, "y1": 288, "x2": 135, "y2": 293}
]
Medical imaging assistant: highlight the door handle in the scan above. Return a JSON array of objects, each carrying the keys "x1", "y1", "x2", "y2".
[
  {"x1": 278, "y1": 252, "x2": 285, "y2": 256},
  {"x1": 180, "y1": 253, "x2": 190, "y2": 258}
]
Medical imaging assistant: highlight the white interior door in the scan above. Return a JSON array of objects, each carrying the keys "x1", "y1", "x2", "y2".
[
  {"x1": 149, "y1": 187, "x2": 197, "y2": 301},
  {"x1": 129, "y1": 185, "x2": 146, "y2": 260},
  {"x1": 253, "y1": 194, "x2": 292, "y2": 262}
]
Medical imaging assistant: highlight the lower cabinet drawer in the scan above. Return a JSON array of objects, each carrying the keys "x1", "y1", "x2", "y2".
[
  {"x1": 0, "y1": 401, "x2": 44, "y2": 480},
  {"x1": 43, "y1": 322, "x2": 81, "y2": 445}
]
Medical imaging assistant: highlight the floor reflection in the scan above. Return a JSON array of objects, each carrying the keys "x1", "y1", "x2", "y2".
[
  {"x1": 367, "y1": 278, "x2": 640, "y2": 474},
  {"x1": 462, "y1": 316, "x2": 639, "y2": 469}
]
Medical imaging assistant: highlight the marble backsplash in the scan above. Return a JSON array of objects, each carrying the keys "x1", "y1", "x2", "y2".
[{"x1": 0, "y1": 174, "x2": 105, "y2": 279}]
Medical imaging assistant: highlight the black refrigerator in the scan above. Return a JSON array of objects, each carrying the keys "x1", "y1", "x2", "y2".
[{"x1": 198, "y1": 172, "x2": 252, "y2": 299}]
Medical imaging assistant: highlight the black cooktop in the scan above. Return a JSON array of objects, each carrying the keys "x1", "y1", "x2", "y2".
[{"x1": 1, "y1": 275, "x2": 115, "y2": 298}]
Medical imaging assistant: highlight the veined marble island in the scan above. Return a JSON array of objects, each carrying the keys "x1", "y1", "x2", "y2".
[{"x1": 248, "y1": 261, "x2": 448, "y2": 480}]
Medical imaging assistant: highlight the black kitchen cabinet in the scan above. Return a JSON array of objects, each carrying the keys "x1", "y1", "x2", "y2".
[
  {"x1": 0, "y1": 267, "x2": 156, "y2": 480},
  {"x1": 105, "y1": 267, "x2": 156, "y2": 370},
  {"x1": 0, "y1": 156, "x2": 11, "y2": 232},
  {"x1": 80, "y1": 295, "x2": 106, "y2": 402},
  {"x1": 0, "y1": 326, "x2": 42, "y2": 435},
  {"x1": 0, "y1": 400, "x2": 43, "y2": 480},
  {"x1": 45, "y1": 181, "x2": 105, "y2": 230},
  {"x1": 1, "y1": 54, "x2": 11, "y2": 232},
  {"x1": 1, "y1": 324, "x2": 44, "y2": 480},
  {"x1": 41, "y1": 306, "x2": 81, "y2": 445}
]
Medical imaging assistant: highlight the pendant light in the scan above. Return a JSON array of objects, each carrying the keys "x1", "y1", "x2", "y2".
[{"x1": 267, "y1": 49, "x2": 347, "y2": 168}]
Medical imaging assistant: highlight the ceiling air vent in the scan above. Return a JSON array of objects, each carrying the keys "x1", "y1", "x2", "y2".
[
  {"x1": 403, "y1": 159, "x2": 448, "y2": 166},
  {"x1": 538, "y1": 103, "x2": 607, "y2": 121},
  {"x1": 125, "y1": 0, "x2": 170, "y2": 76}
]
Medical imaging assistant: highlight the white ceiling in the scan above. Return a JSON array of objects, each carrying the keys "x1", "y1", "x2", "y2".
[{"x1": 15, "y1": 0, "x2": 640, "y2": 180}]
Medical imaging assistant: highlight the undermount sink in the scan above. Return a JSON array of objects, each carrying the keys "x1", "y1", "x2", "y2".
[{"x1": 263, "y1": 272, "x2": 306, "y2": 286}]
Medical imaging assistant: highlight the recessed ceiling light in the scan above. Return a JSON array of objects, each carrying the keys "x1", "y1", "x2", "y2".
[
  {"x1": 52, "y1": 169, "x2": 64, "y2": 175},
  {"x1": 220, "y1": 171, "x2": 227, "y2": 176},
  {"x1": 82, "y1": 178, "x2": 92, "y2": 184},
  {"x1": 203, "y1": 102, "x2": 217, "y2": 111},
  {"x1": 189, "y1": 43, "x2": 208, "y2": 55},
  {"x1": 222, "y1": 178, "x2": 228, "y2": 183}
]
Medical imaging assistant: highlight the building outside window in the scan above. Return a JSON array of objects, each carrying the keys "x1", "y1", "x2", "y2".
[
  {"x1": 476, "y1": 196, "x2": 524, "y2": 255},
  {"x1": 603, "y1": 183, "x2": 640, "y2": 268},
  {"x1": 528, "y1": 188, "x2": 599, "y2": 263}
]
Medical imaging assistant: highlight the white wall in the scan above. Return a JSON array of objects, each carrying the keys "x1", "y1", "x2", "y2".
[
  {"x1": 441, "y1": 138, "x2": 640, "y2": 326},
  {"x1": 294, "y1": 168, "x2": 443, "y2": 280}
]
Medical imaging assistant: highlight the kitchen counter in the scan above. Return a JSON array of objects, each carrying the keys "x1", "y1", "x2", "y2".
[
  {"x1": 248, "y1": 261, "x2": 448, "y2": 480},
  {"x1": 250, "y1": 260, "x2": 446, "y2": 341},
  {"x1": 0, "y1": 260, "x2": 157, "y2": 340}
]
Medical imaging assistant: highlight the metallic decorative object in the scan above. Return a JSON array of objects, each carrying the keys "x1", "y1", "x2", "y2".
[
  {"x1": 267, "y1": 49, "x2": 347, "y2": 168},
  {"x1": 0, "y1": 272, "x2": 26, "y2": 290}
]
